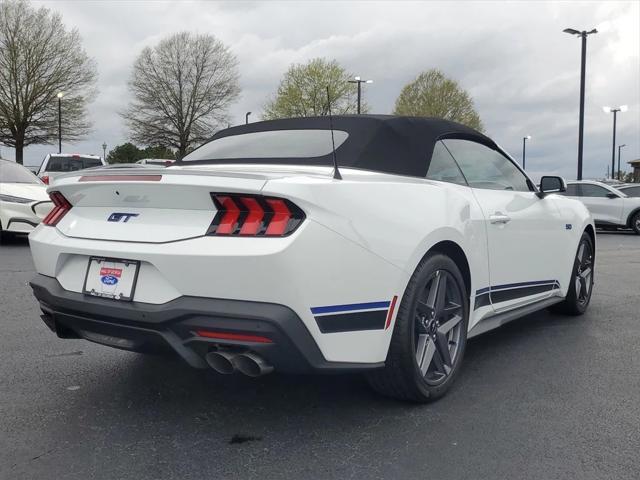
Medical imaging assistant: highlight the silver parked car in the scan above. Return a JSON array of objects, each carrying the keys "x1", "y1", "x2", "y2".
[{"x1": 561, "y1": 180, "x2": 640, "y2": 234}]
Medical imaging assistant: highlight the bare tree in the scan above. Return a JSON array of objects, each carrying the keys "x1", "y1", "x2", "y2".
[
  {"x1": 0, "y1": 0, "x2": 97, "y2": 164},
  {"x1": 123, "y1": 32, "x2": 240, "y2": 159}
]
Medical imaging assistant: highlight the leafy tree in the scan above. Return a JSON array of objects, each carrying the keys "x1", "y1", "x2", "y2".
[
  {"x1": 394, "y1": 69, "x2": 483, "y2": 131},
  {"x1": 141, "y1": 145, "x2": 175, "y2": 160},
  {"x1": 106, "y1": 143, "x2": 142, "y2": 164},
  {"x1": 106, "y1": 143, "x2": 175, "y2": 164},
  {"x1": 263, "y1": 58, "x2": 365, "y2": 119},
  {"x1": 123, "y1": 32, "x2": 240, "y2": 159}
]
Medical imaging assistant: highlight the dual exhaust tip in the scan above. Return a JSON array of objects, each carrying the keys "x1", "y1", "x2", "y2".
[{"x1": 205, "y1": 350, "x2": 274, "y2": 377}]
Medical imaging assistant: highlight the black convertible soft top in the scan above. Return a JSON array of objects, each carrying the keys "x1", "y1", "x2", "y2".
[{"x1": 181, "y1": 115, "x2": 497, "y2": 178}]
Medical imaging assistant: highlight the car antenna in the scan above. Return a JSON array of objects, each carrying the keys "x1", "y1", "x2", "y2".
[{"x1": 326, "y1": 86, "x2": 342, "y2": 180}]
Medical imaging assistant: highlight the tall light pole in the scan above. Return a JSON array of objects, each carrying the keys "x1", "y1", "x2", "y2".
[
  {"x1": 102, "y1": 142, "x2": 107, "y2": 160},
  {"x1": 57, "y1": 92, "x2": 64, "y2": 153},
  {"x1": 348, "y1": 76, "x2": 373, "y2": 114},
  {"x1": 603, "y1": 105, "x2": 628, "y2": 180},
  {"x1": 245, "y1": 111, "x2": 251, "y2": 125},
  {"x1": 563, "y1": 27, "x2": 597, "y2": 180},
  {"x1": 617, "y1": 143, "x2": 626, "y2": 181},
  {"x1": 522, "y1": 135, "x2": 531, "y2": 170}
]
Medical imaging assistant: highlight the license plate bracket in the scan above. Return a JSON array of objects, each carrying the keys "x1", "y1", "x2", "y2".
[{"x1": 82, "y1": 257, "x2": 140, "y2": 301}]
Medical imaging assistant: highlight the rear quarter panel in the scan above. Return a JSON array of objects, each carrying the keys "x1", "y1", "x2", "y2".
[{"x1": 263, "y1": 171, "x2": 491, "y2": 329}]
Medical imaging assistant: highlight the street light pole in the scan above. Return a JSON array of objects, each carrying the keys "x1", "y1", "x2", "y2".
[
  {"x1": 603, "y1": 105, "x2": 628, "y2": 180},
  {"x1": 522, "y1": 135, "x2": 531, "y2": 170},
  {"x1": 617, "y1": 144, "x2": 626, "y2": 180},
  {"x1": 563, "y1": 27, "x2": 597, "y2": 180},
  {"x1": 245, "y1": 111, "x2": 251, "y2": 125},
  {"x1": 347, "y1": 76, "x2": 373, "y2": 114},
  {"x1": 57, "y1": 92, "x2": 64, "y2": 154},
  {"x1": 102, "y1": 142, "x2": 107, "y2": 160}
]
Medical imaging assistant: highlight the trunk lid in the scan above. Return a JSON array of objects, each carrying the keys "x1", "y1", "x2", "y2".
[{"x1": 50, "y1": 168, "x2": 271, "y2": 243}]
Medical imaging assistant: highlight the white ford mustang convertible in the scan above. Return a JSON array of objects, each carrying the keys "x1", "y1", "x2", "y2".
[{"x1": 29, "y1": 116, "x2": 595, "y2": 401}]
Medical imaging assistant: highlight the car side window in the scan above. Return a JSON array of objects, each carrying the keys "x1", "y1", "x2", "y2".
[
  {"x1": 426, "y1": 141, "x2": 467, "y2": 185},
  {"x1": 580, "y1": 184, "x2": 610, "y2": 198},
  {"x1": 623, "y1": 186, "x2": 640, "y2": 197},
  {"x1": 563, "y1": 184, "x2": 580, "y2": 196},
  {"x1": 441, "y1": 139, "x2": 531, "y2": 192}
]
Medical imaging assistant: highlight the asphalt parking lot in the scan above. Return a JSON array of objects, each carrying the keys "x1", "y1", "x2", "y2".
[{"x1": 1, "y1": 233, "x2": 639, "y2": 480}]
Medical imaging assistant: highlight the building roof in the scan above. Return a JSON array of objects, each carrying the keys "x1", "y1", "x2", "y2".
[
  {"x1": 181, "y1": 115, "x2": 494, "y2": 178},
  {"x1": 628, "y1": 158, "x2": 640, "y2": 166}
]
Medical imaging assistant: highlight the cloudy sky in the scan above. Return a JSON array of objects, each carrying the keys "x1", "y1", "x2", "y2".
[{"x1": 5, "y1": 0, "x2": 639, "y2": 181}]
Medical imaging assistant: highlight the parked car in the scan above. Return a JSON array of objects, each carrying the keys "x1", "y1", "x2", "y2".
[
  {"x1": 135, "y1": 158, "x2": 175, "y2": 166},
  {"x1": 0, "y1": 159, "x2": 52, "y2": 239},
  {"x1": 28, "y1": 115, "x2": 595, "y2": 402},
  {"x1": 616, "y1": 184, "x2": 640, "y2": 198},
  {"x1": 36, "y1": 153, "x2": 105, "y2": 184},
  {"x1": 561, "y1": 180, "x2": 640, "y2": 234}
]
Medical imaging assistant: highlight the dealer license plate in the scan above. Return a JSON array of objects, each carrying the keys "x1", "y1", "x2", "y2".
[{"x1": 83, "y1": 257, "x2": 140, "y2": 301}]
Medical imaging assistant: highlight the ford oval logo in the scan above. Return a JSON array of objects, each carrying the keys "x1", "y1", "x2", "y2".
[{"x1": 101, "y1": 275, "x2": 119, "y2": 285}]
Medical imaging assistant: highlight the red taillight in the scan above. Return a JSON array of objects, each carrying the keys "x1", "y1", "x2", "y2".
[
  {"x1": 42, "y1": 191, "x2": 72, "y2": 226},
  {"x1": 195, "y1": 330, "x2": 273, "y2": 344},
  {"x1": 207, "y1": 193, "x2": 305, "y2": 237},
  {"x1": 41, "y1": 175, "x2": 49, "y2": 185}
]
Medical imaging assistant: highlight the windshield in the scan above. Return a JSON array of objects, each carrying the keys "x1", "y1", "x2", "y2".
[
  {"x1": 0, "y1": 160, "x2": 42, "y2": 184},
  {"x1": 183, "y1": 129, "x2": 349, "y2": 162},
  {"x1": 45, "y1": 156, "x2": 103, "y2": 172}
]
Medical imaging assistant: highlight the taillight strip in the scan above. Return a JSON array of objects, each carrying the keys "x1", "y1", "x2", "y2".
[
  {"x1": 207, "y1": 193, "x2": 304, "y2": 237},
  {"x1": 78, "y1": 175, "x2": 162, "y2": 182},
  {"x1": 42, "y1": 191, "x2": 72, "y2": 226}
]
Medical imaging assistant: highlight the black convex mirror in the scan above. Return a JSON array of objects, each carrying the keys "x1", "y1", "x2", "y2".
[
  {"x1": 538, "y1": 176, "x2": 566, "y2": 198},
  {"x1": 606, "y1": 192, "x2": 619, "y2": 199}
]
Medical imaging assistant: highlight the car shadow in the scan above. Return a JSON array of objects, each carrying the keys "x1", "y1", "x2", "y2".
[{"x1": 0, "y1": 232, "x2": 30, "y2": 246}]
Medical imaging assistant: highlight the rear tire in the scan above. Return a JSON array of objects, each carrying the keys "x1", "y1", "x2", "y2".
[
  {"x1": 549, "y1": 232, "x2": 594, "y2": 315},
  {"x1": 631, "y1": 212, "x2": 640, "y2": 235},
  {"x1": 366, "y1": 253, "x2": 469, "y2": 402}
]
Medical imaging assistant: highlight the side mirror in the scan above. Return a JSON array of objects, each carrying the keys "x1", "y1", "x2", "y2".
[
  {"x1": 538, "y1": 176, "x2": 566, "y2": 198},
  {"x1": 606, "y1": 192, "x2": 619, "y2": 199}
]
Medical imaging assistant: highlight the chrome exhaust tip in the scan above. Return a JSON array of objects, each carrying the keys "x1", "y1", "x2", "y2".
[
  {"x1": 233, "y1": 352, "x2": 274, "y2": 377},
  {"x1": 205, "y1": 351, "x2": 239, "y2": 375}
]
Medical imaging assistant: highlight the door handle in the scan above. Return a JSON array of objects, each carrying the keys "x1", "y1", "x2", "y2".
[{"x1": 489, "y1": 213, "x2": 511, "y2": 224}]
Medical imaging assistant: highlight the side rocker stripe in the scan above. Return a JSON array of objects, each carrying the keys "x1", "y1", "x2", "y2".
[{"x1": 311, "y1": 301, "x2": 390, "y2": 315}]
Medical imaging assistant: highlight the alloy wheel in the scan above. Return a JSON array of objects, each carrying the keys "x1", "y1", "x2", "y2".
[
  {"x1": 414, "y1": 270, "x2": 464, "y2": 386},
  {"x1": 575, "y1": 239, "x2": 593, "y2": 306}
]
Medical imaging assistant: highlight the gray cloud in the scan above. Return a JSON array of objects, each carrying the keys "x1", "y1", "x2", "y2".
[{"x1": 5, "y1": 0, "x2": 638, "y2": 182}]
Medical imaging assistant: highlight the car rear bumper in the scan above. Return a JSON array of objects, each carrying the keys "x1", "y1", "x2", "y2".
[{"x1": 30, "y1": 274, "x2": 384, "y2": 374}]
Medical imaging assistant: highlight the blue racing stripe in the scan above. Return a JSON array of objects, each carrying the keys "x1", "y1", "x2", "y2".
[
  {"x1": 475, "y1": 279, "x2": 559, "y2": 296},
  {"x1": 311, "y1": 301, "x2": 391, "y2": 315}
]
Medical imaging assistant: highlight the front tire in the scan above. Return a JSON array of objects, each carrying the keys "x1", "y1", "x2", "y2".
[
  {"x1": 366, "y1": 253, "x2": 469, "y2": 402},
  {"x1": 550, "y1": 232, "x2": 594, "y2": 315},
  {"x1": 631, "y1": 212, "x2": 640, "y2": 235}
]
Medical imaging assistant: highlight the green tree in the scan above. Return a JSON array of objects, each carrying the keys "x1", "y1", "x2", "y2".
[
  {"x1": 122, "y1": 32, "x2": 240, "y2": 159},
  {"x1": 106, "y1": 143, "x2": 141, "y2": 164},
  {"x1": 141, "y1": 145, "x2": 175, "y2": 160},
  {"x1": 106, "y1": 143, "x2": 175, "y2": 164},
  {"x1": 393, "y1": 69, "x2": 483, "y2": 131},
  {"x1": 263, "y1": 58, "x2": 365, "y2": 119},
  {"x1": 0, "y1": 0, "x2": 97, "y2": 164}
]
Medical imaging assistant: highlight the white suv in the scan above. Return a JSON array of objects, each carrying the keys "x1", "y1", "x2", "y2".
[
  {"x1": 36, "y1": 153, "x2": 105, "y2": 185},
  {"x1": 563, "y1": 180, "x2": 640, "y2": 234}
]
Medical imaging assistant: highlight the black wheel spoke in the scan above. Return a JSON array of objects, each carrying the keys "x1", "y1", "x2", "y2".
[
  {"x1": 416, "y1": 300, "x2": 435, "y2": 318},
  {"x1": 434, "y1": 331, "x2": 452, "y2": 368},
  {"x1": 434, "y1": 272, "x2": 447, "y2": 313},
  {"x1": 431, "y1": 346, "x2": 447, "y2": 375},
  {"x1": 415, "y1": 334, "x2": 436, "y2": 375},
  {"x1": 438, "y1": 314, "x2": 462, "y2": 334}
]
